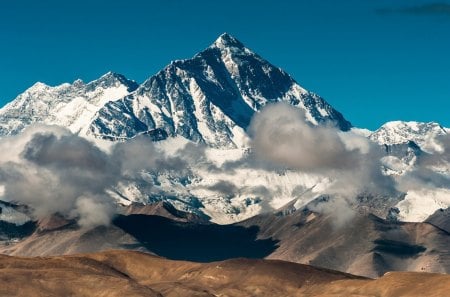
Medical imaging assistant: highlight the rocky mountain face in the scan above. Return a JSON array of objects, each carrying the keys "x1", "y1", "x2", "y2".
[
  {"x1": 239, "y1": 203, "x2": 450, "y2": 278},
  {"x1": 90, "y1": 34, "x2": 351, "y2": 147}
]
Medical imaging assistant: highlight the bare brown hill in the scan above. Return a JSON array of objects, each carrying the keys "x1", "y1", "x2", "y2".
[
  {"x1": 0, "y1": 250, "x2": 449, "y2": 297},
  {"x1": 1, "y1": 201, "x2": 450, "y2": 278},
  {"x1": 239, "y1": 206, "x2": 450, "y2": 278}
]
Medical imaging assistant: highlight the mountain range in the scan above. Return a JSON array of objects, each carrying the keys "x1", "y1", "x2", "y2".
[
  {"x1": 0, "y1": 34, "x2": 352, "y2": 148},
  {"x1": 2, "y1": 33, "x2": 447, "y2": 152},
  {"x1": 1, "y1": 33, "x2": 450, "y2": 283}
]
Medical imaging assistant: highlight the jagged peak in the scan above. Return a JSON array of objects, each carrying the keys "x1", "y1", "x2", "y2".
[
  {"x1": 87, "y1": 71, "x2": 139, "y2": 92},
  {"x1": 370, "y1": 120, "x2": 448, "y2": 151},
  {"x1": 211, "y1": 32, "x2": 245, "y2": 50},
  {"x1": 72, "y1": 78, "x2": 85, "y2": 88},
  {"x1": 23, "y1": 81, "x2": 75, "y2": 95},
  {"x1": 100, "y1": 71, "x2": 127, "y2": 80},
  {"x1": 29, "y1": 81, "x2": 50, "y2": 90},
  {"x1": 19, "y1": 81, "x2": 58, "y2": 95},
  {"x1": 378, "y1": 120, "x2": 445, "y2": 131}
]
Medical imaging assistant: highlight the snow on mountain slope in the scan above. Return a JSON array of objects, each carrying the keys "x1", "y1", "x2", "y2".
[
  {"x1": 105, "y1": 137, "x2": 329, "y2": 224},
  {"x1": 0, "y1": 34, "x2": 355, "y2": 224},
  {"x1": 370, "y1": 121, "x2": 448, "y2": 153},
  {"x1": 0, "y1": 201, "x2": 31, "y2": 226},
  {"x1": 370, "y1": 121, "x2": 450, "y2": 222},
  {"x1": 0, "y1": 72, "x2": 138, "y2": 137},
  {"x1": 89, "y1": 33, "x2": 351, "y2": 147},
  {"x1": 396, "y1": 188, "x2": 450, "y2": 222}
]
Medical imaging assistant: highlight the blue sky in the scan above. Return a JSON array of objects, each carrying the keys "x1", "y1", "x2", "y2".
[{"x1": 1, "y1": 0, "x2": 450, "y2": 130}]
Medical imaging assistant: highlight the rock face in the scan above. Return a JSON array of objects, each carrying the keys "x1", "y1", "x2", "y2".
[{"x1": 0, "y1": 33, "x2": 351, "y2": 148}]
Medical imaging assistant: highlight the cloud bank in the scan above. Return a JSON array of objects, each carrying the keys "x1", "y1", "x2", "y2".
[
  {"x1": 247, "y1": 103, "x2": 397, "y2": 224},
  {"x1": 3, "y1": 102, "x2": 447, "y2": 228},
  {"x1": 248, "y1": 103, "x2": 395, "y2": 197},
  {"x1": 0, "y1": 125, "x2": 185, "y2": 228}
]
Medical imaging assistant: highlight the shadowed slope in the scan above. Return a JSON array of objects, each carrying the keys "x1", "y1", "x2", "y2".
[
  {"x1": 238, "y1": 206, "x2": 450, "y2": 278},
  {"x1": 113, "y1": 214, "x2": 278, "y2": 262}
]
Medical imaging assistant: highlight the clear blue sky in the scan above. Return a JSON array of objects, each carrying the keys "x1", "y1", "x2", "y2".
[{"x1": 1, "y1": 0, "x2": 450, "y2": 130}]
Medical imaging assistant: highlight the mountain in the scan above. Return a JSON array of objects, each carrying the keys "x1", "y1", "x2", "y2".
[
  {"x1": 1, "y1": 33, "x2": 450, "y2": 290},
  {"x1": 0, "y1": 72, "x2": 138, "y2": 137},
  {"x1": 0, "y1": 33, "x2": 358, "y2": 224},
  {"x1": 89, "y1": 33, "x2": 351, "y2": 147},
  {"x1": 0, "y1": 34, "x2": 351, "y2": 148},
  {"x1": 370, "y1": 121, "x2": 448, "y2": 153},
  {"x1": 0, "y1": 33, "x2": 450, "y2": 227}
]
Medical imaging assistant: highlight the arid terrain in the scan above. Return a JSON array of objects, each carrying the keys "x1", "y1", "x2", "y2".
[{"x1": 0, "y1": 250, "x2": 449, "y2": 297}]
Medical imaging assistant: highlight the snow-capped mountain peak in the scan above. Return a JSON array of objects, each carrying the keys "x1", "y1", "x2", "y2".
[
  {"x1": 72, "y1": 79, "x2": 85, "y2": 88},
  {"x1": 0, "y1": 34, "x2": 351, "y2": 146},
  {"x1": 29, "y1": 81, "x2": 51, "y2": 91},
  {"x1": 89, "y1": 33, "x2": 351, "y2": 146},
  {"x1": 370, "y1": 121, "x2": 447, "y2": 153},
  {"x1": 0, "y1": 72, "x2": 138, "y2": 137},
  {"x1": 87, "y1": 71, "x2": 139, "y2": 92},
  {"x1": 211, "y1": 32, "x2": 245, "y2": 50},
  {"x1": 1, "y1": 34, "x2": 450, "y2": 226}
]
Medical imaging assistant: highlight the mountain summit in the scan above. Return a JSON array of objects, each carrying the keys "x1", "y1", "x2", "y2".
[
  {"x1": 212, "y1": 32, "x2": 246, "y2": 49},
  {"x1": 88, "y1": 33, "x2": 351, "y2": 147}
]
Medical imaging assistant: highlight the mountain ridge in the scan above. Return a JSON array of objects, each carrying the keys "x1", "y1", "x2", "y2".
[
  {"x1": 0, "y1": 33, "x2": 351, "y2": 148},
  {"x1": 0, "y1": 71, "x2": 138, "y2": 136}
]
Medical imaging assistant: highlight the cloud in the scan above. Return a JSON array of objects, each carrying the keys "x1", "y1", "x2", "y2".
[
  {"x1": 309, "y1": 196, "x2": 356, "y2": 229},
  {"x1": 112, "y1": 136, "x2": 188, "y2": 174},
  {"x1": 248, "y1": 102, "x2": 395, "y2": 197},
  {"x1": 74, "y1": 196, "x2": 115, "y2": 228},
  {"x1": 248, "y1": 103, "x2": 357, "y2": 171},
  {"x1": 0, "y1": 129, "x2": 119, "y2": 227},
  {"x1": 398, "y1": 134, "x2": 450, "y2": 191},
  {"x1": 205, "y1": 180, "x2": 239, "y2": 198},
  {"x1": 0, "y1": 125, "x2": 190, "y2": 228},
  {"x1": 377, "y1": 3, "x2": 450, "y2": 16},
  {"x1": 0, "y1": 103, "x2": 424, "y2": 229},
  {"x1": 247, "y1": 102, "x2": 397, "y2": 224}
]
